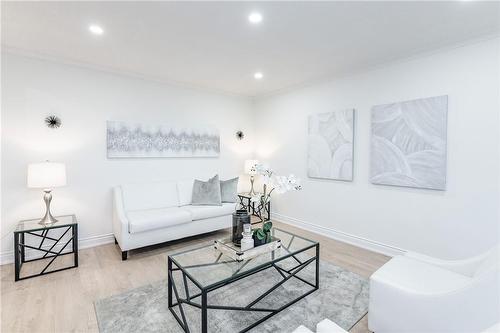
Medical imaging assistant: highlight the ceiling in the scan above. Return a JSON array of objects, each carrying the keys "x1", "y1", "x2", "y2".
[{"x1": 2, "y1": 1, "x2": 499, "y2": 97}]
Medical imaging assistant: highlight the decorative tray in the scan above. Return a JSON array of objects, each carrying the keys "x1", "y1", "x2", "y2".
[{"x1": 214, "y1": 237, "x2": 281, "y2": 262}]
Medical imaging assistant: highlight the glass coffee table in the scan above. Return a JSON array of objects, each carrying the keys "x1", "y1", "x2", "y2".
[{"x1": 167, "y1": 227, "x2": 320, "y2": 333}]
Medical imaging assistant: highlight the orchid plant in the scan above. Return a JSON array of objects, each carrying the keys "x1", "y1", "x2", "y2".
[{"x1": 250, "y1": 163, "x2": 302, "y2": 222}]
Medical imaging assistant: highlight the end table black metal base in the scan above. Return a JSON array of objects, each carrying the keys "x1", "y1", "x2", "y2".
[
  {"x1": 237, "y1": 194, "x2": 271, "y2": 223},
  {"x1": 14, "y1": 217, "x2": 78, "y2": 281}
]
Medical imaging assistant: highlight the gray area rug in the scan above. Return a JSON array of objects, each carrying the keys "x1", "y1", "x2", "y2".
[{"x1": 95, "y1": 259, "x2": 369, "y2": 333}]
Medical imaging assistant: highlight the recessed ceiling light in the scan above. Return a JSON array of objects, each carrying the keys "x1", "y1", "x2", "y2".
[
  {"x1": 89, "y1": 25, "x2": 104, "y2": 35},
  {"x1": 248, "y1": 12, "x2": 263, "y2": 24},
  {"x1": 254, "y1": 72, "x2": 263, "y2": 80}
]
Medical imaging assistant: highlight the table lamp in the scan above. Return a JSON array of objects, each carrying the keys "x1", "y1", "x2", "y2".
[
  {"x1": 27, "y1": 161, "x2": 67, "y2": 225},
  {"x1": 244, "y1": 159, "x2": 259, "y2": 196}
]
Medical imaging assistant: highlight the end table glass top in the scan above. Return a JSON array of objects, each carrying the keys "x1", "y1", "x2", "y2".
[
  {"x1": 169, "y1": 227, "x2": 318, "y2": 288},
  {"x1": 15, "y1": 214, "x2": 77, "y2": 233},
  {"x1": 237, "y1": 192, "x2": 263, "y2": 199}
]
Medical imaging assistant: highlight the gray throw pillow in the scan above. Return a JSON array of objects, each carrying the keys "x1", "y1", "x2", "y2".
[
  {"x1": 192, "y1": 175, "x2": 222, "y2": 206},
  {"x1": 220, "y1": 177, "x2": 239, "y2": 203}
]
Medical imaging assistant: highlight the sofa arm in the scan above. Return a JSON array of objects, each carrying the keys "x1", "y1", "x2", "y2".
[
  {"x1": 112, "y1": 186, "x2": 129, "y2": 248},
  {"x1": 483, "y1": 322, "x2": 500, "y2": 333},
  {"x1": 369, "y1": 268, "x2": 499, "y2": 332},
  {"x1": 404, "y1": 250, "x2": 491, "y2": 277}
]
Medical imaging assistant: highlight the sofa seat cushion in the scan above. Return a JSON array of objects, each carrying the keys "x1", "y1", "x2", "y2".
[
  {"x1": 127, "y1": 207, "x2": 192, "y2": 234},
  {"x1": 371, "y1": 256, "x2": 471, "y2": 294},
  {"x1": 184, "y1": 203, "x2": 235, "y2": 220}
]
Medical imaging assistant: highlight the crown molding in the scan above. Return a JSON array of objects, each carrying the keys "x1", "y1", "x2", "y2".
[
  {"x1": 3, "y1": 33, "x2": 499, "y2": 101},
  {"x1": 255, "y1": 33, "x2": 500, "y2": 100},
  {"x1": 1, "y1": 45, "x2": 252, "y2": 100}
]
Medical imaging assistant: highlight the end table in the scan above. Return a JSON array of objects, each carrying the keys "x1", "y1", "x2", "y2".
[
  {"x1": 237, "y1": 193, "x2": 271, "y2": 223},
  {"x1": 14, "y1": 214, "x2": 78, "y2": 281}
]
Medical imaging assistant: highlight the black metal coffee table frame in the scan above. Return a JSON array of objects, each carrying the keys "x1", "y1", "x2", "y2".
[{"x1": 168, "y1": 233, "x2": 319, "y2": 333}]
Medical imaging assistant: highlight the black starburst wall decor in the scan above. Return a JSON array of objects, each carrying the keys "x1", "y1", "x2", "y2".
[
  {"x1": 236, "y1": 130, "x2": 244, "y2": 140},
  {"x1": 45, "y1": 115, "x2": 61, "y2": 129}
]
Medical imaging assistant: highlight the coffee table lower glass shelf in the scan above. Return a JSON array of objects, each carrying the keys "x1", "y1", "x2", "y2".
[{"x1": 167, "y1": 227, "x2": 320, "y2": 333}]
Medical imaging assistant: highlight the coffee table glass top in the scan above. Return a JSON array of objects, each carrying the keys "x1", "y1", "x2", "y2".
[
  {"x1": 15, "y1": 215, "x2": 77, "y2": 233},
  {"x1": 169, "y1": 227, "x2": 318, "y2": 288}
]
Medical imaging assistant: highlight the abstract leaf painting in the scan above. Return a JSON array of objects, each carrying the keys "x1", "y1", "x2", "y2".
[
  {"x1": 308, "y1": 109, "x2": 355, "y2": 181},
  {"x1": 107, "y1": 121, "x2": 220, "y2": 158},
  {"x1": 370, "y1": 95, "x2": 448, "y2": 190}
]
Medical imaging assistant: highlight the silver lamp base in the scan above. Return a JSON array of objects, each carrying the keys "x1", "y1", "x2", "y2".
[
  {"x1": 39, "y1": 190, "x2": 58, "y2": 225},
  {"x1": 247, "y1": 175, "x2": 258, "y2": 196}
]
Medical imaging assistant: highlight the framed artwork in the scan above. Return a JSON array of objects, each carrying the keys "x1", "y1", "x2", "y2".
[
  {"x1": 370, "y1": 95, "x2": 448, "y2": 190},
  {"x1": 308, "y1": 109, "x2": 355, "y2": 181},
  {"x1": 107, "y1": 121, "x2": 220, "y2": 158}
]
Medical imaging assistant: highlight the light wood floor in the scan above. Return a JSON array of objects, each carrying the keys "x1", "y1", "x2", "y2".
[{"x1": 0, "y1": 221, "x2": 390, "y2": 333}]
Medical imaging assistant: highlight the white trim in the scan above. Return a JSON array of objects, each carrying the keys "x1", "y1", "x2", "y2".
[
  {"x1": 255, "y1": 34, "x2": 500, "y2": 100},
  {"x1": 0, "y1": 214, "x2": 406, "y2": 264},
  {"x1": 0, "y1": 233, "x2": 115, "y2": 265},
  {"x1": 272, "y1": 212, "x2": 405, "y2": 257},
  {"x1": 2, "y1": 47, "x2": 250, "y2": 99},
  {"x1": 6, "y1": 35, "x2": 498, "y2": 101}
]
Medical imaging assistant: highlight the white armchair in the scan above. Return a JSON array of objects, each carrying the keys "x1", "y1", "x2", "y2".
[{"x1": 369, "y1": 246, "x2": 499, "y2": 333}]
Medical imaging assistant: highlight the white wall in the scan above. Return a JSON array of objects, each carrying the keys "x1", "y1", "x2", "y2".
[
  {"x1": 1, "y1": 53, "x2": 255, "y2": 260},
  {"x1": 254, "y1": 38, "x2": 500, "y2": 259},
  {"x1": 2, "y1": 38, "x2": 498, "y2": 263}
]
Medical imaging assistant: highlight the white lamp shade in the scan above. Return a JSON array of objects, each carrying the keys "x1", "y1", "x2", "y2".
[
  {"x1": 27, "y1": 162, "x2": 67, "y2": 188},
  {"x1": 244, "y1": 160, "x2": 259, "y2": 175}
]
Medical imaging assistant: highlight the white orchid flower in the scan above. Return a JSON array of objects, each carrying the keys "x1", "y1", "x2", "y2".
[{"x1": 249, "y1": 164, "x2": 302, "y2": 216}]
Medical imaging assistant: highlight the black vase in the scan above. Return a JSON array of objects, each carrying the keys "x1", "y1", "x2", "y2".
[
  {"x1": 253, "y1": 233, "x2": 270, "y2": 247},
  {"x1": 252, "y1": 235, "x2": 264, "y2": 247},
  {"x1": 232, "y1": 210, "x2": 250, "y2": 245}
]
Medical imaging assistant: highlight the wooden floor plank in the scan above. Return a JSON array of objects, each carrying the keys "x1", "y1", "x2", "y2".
[{"x1": 1, "y1": 221, "x2": 389, "y2": 333}]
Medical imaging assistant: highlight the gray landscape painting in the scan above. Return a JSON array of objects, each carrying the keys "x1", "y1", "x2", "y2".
[
  {"x1": 308, "y1": 109, "x2": 355, "y2": 181},
  {"x1": 370, "y1": 95, "x2": 448, "y2": 190},
  {"x1": 107, "y1": 121, "x2": 220, "y2": 158}
]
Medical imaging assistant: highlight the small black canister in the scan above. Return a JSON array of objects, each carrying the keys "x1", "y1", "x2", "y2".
[{"x1": 232, "y1": 209, "x2": 250, "y2": 245}]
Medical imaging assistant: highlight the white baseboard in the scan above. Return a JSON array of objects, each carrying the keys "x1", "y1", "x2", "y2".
[
  {"x1": 272, "y1": 212, "x2": 405, "y2": 257},
  {"x1": 0, "y1": 213, "x2": 404, "y2": 264},
  {"x1": 0, "y1": 233, "x2": 115, "y2": 265}
]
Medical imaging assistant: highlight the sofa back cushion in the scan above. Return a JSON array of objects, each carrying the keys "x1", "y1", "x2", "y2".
[
  {"x1": 177, "y1": 179, "x2": 194, "y2": 206},
  {"x1": 121, "y1": 181, "x2": 179, "y2": 211},
  {"x1": 220, "y1": 177, "x2": 239, "y2": 203},
  {"x1": 192, "y1": 175, "x2": 222, "y2": 206}
]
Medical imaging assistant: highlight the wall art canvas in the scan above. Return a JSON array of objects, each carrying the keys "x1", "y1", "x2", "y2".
[
  {"x1": 107, "y1": 121, "x2": 220, "y2": 158},
  {"x1": 308, "y1": 109, "x2": 355, "y2": 181},
  {"x1": 370, "y1": 95, "x2": 448, "y2": 190}
]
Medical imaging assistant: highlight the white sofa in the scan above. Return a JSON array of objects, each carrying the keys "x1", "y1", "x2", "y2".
[
  {"x1": 113, "y1": 180, "x2": 236, "y2": 260},
  {"x1": 369, "y1": 246, "x2": 499, "y2": 333}
]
